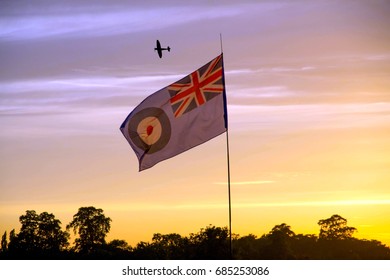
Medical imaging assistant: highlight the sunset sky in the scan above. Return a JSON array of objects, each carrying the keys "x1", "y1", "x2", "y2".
[{"x1": 1, "y1": 0, "x2": 389, "y2": 246}]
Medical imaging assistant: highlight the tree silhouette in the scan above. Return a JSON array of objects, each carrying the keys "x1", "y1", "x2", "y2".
[
  {"x1": 104, "y1": 239, "x2": 132, "y2": 259},
  {"x1": 290, "y1": 234, "x2": 318, "y2": 259},
  {"x1": 269, "y1": 223, "x2": 295, "y2": 238},
  {"x1": 132, "y1": 233, "x2": 190, "y2": 259},
  {"x1": 36, "y1": 212, "x2": 69, "y2": 252},
  {"x1": 17, "y1": 210, "x2": 39, "y2": 252},
  {"x1": 151, "y1": 233, "x2": 189, "y2": 259},
  {"x1": 189, "y1": 225, "x2": 230, "y2": 259},
  {"x1": 66, "y1": 206, "x2": 111, "y2": 254},
  {"x1": 1, "y1": 231, "x2": 7, "y2": 253},
  {"x1": 318, "y1": 214, "x2": 357, "y2": 240},
  {"x1": 5, "y1": 210, "x2": 69, "y2": 258},
  {"x1": 2, "y1": 208, "x2": 389, "y2": 260},
  {"x1": 7, "y1": 229, "x2": 17, "y2": 253},
  {"x1": 264, "y1": 223, "x2": 296, "y2": 259},
  {"x1": 108, "y1": 239, "x2": 131, "y2": 251},
  {"x1": 233, "y1": 234, "x2": 263, "y2": 259}
]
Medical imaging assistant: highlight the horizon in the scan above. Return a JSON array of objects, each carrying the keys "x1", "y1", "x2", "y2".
[
  {"x1": 1, "y1": 0, "x2": 390, "y2": 249},
  {"x1": 2, "y1": 205, "x2": 389, "y2": 248},
  {"x1": 2, "y1": 198, "x2": 390, "y2": 248}
]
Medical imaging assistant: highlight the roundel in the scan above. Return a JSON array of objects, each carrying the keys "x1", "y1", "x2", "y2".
[{"x1": 128, "y1": 107, "x2": 171, "y2": 154}]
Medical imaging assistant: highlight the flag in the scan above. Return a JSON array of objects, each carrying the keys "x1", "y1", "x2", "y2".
[{"x1": 120, "y1": 54, "x2": 227, "y2": 171}]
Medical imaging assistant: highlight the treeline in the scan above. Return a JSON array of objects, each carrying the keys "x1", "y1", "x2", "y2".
[{"x1": 1, "y1": 206, "x2": 389, "y2": 259}]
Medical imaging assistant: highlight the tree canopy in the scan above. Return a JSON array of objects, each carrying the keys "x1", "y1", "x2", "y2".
[
  {"x1": 66, "y1": 206, "x2": 111, "y2": 254},
  {"x1": 318, "y1": 214, "x2": 357, "y2": 240},
  {"x1": 1, "y1": 209, "x2": 389, "y2": 260},
  {"x1": 5, "y1": 210, "x2": 69, "y2": 258}
]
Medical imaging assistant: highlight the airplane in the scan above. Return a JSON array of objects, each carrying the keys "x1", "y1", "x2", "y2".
[{"x1": 154, "y1": 40, "x2": 170, "y2": 58}]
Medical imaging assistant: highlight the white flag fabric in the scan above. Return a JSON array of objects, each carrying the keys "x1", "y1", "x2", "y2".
[{"x1": 120, "y1": 54, "x2": 227, "y2": 171}]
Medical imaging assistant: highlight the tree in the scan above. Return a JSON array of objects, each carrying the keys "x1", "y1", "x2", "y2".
[
  {"x1": 108, "y1": 239, "x2": 131, "y2": 251},
  {"x1": 1, "y1": 231, "x2": 7, "y2": 254},
  {"x1": 265, "y1": 223, "x2": 296, "y2": 259},
  {"x1": 103, "y1": 239, "x2": 132, "y2": 259},
  {"x1": 189, "y1": 225, "x2": 230, "y2": 259},
  {"x1": 66, "y1": 206, "x2": 111, "y2": 254},
  {"x1": 291, "y1": 234, "x2": 318, "y2": 259},
  {"x1": 150, "y1": 233, "x2": 189, "y2": 259},
  {"x1": 233, "y1": 234, "x2": 262, "y2": 259},
  {"x1": 36, "y1": 212, "x2": 69, "y2": 251},
  {"x1": 318, "y1": 214, "x2": 357, "y2": 240},
  {"x1": 8, "y1": 229, "x2": 17, "y2": 252},
  {"x1": 269, "y1": 223, "x2": 295, "y2": 238},
  {"x1": 17, "y1": 210, "x2": 39, "y2": 252},
  {"x1": 7, "y1": 210, "x2": 69, "y2": 257}
]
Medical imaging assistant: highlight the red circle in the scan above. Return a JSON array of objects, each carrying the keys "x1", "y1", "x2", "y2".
[{"x1": 146, "y1": 125, "x2": 154, "y2": 136}]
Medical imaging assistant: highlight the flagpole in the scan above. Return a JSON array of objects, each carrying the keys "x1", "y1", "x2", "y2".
[
  {"x1": 226, "y1": 123, "x2": 233, "y2": 259},
  {"x1": 220, "y1": 33, "x2": 224, "y2": 53},
  {"x1": 220, "y1": 33, "x2": 232, "y2": 259}
]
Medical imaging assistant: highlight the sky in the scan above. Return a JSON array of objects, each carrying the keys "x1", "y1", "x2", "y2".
[{"x1": 1, "y1": 0, "x2": 390, "y2": 246}]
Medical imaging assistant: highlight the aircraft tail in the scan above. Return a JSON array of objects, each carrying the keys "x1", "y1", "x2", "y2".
[{"x1": 167, "y1": 46, "x2": 171, "y2": 52}]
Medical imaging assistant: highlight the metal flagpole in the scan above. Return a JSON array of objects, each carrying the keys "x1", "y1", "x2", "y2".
[
  {"x1": 226, "y1": 121, "x2": 233, "y2": 259},
  {"x1": 220, "y1": 33, "x2": 233, "y2": 259}
]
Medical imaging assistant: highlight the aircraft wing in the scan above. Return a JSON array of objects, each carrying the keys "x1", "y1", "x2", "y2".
[{"x1": 156, "y1": 40, "x2": 162, "y2": 58}]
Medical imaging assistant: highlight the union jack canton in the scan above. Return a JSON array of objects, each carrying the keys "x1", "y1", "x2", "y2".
[{"x1": 168, "y1": 55, "x2": 224, "y2": 118}]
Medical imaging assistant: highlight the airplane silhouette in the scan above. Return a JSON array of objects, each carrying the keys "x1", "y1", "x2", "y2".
[{"x1": 154, "y1": 40, "x2": 170, "y2": 58}]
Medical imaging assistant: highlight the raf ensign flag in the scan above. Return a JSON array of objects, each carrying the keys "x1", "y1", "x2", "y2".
[{"x1": 120, "y1": 54, "x2": 227, "y2": 171}]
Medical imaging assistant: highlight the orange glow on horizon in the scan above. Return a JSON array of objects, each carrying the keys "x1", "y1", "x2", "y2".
[{"x1": 1, "y1": 0, "x2": 389, "y2": 252}]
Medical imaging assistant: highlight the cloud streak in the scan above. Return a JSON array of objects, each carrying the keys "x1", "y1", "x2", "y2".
[
  {"x1": 214, "y1": 180, "x2": 275, "y2": 186},
  {"x1": 88, "y1": 198, "x2": 390, "y2": 212},
  {"x1": 0, "y1": 4, "x2": 241, "y2": 41}
]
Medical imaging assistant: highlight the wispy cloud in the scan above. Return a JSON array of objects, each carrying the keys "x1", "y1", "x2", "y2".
[
  {"x1": 87, "y1": 198, "x2": 390, "y2": 212},
  {"x1": 226, "y1": 66, "x2": 316, "y2": 77},
  {"x1": 227, "y1": 102, "x2": 390, "y2": 132},
  {"x1": 229, "y1": 86, "x2": 298, "y2": 99},
  {"x1": 0, "y1": 5, "x2": 241, "y2": 41},
  {"x1": 237, "y1": 199, "x2": 390, "y2": 208},
  {"x1": 0, "y1": 73, "x2": 186, "y2": 115},
  {"x1": 0, "y1": 74, "x2": 183, "y2": 94},
  {"x1": 214, "y1": 180, "x2": 275, "y2": 186}
]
